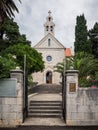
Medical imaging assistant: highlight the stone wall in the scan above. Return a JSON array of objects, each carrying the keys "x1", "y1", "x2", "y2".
[
  {"x1": 66, "y1": 69, "x2": 98, "y2": 126},
  {"x1": 0, "y1": 68, "x2": 23, "y2": 127}
]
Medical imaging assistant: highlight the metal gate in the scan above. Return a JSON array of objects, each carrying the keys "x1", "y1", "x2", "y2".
[
  {"x1": 23, "y1": 55, "x2": 28, "y2": 121},
  {"x1": 62, "y1": 73, "x2": 66, "y2": 122}
]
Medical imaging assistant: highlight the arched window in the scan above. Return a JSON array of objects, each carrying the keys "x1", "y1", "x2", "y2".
[
  {"x1": 49, "y1": 17, "x2": 51, "y2": 21},
  {"x1": 46, "y1": 26, "x2": 49, "y2": 31},
  {"x1": 51, "y1": 26, "x2": 53, "y2": 31},
  {"x1": 48, "y1": 39, "x2": 51, "y2": 46}
]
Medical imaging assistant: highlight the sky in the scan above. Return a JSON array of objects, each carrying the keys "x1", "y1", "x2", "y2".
[{"x1": 14, "y1": 0, "x2": 98, "y2": 50}]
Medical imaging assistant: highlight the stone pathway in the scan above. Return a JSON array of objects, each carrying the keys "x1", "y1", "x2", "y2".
[
  {"x1": 1, "y1": 126, "x2": 98, "y2": 130},
  {"x1": 22, "y1": 117, "x2": 65, "y2": 126},
  {"x1": 28, "y1": 93, "x2": 62, "y2": 101}
]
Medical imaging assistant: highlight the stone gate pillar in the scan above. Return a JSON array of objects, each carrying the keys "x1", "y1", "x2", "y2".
[
  {"x1": 65, "y1": 67, "x2": 79, "y2": 125},
  {"x1": 10, "y1": 67, "x2": 23, "y2": 84},
  {"x1": 10, "y1": 67, "x2": 24, "y2": 125}
]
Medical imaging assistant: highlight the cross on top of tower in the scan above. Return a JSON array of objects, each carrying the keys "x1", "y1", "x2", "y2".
[
  {"x1": 44, "y1": 11, "x2": 55, "y2": 36},
  {"x1": 48, "y1": 10, "x2": 51, "y2": 15}
]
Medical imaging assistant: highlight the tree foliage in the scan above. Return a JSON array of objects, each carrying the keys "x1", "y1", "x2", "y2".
[
  {"x1": 0, "y1": 0, "x2": 21, "y2": 39},
  {"x1": 54, "y1": 52, "x2": 98, "y2": 86},
  {"x1": 54, "y1": 57, "x2": 74, "y2": 74},
  {"x1": 0, "y1": 16, "x2": 44, "y2": 79},
  {"x1": 74, "y1": 52, "x2": 98, "y2": 77},
  {"x1": 0, "y1": 54, "x2": 17, "y2": 78},
  {"x1": 0, "y1": 0, "x2": 21, "y2": 21},
  {"x1": 0, "y1": 18, "x2": 31, "y2": 52},
  {"x1": 74, "y1": 14, "x2": 91, "y2": 53},
  {"x1": 3, "y1": 44, "x2": 45, "y2": 75},
  {"x1": 88, "y1": 22, "x2": 98, "y2": 58}
]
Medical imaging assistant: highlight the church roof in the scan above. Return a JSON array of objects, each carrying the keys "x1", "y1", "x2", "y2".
[
  {"x1": 34, "y1": 33, "x2": 65, "y2": 49},
  {"x1": 65, "y1": 48, "x2": 72, "y2": 57},
  {"x1": 33, "y1": 11, "x2": 66, "y2": 49}
]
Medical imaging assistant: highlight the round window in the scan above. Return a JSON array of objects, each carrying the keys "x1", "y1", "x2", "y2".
[{"x1": 46, "y1": 56, "x2": 52, "y2": 62}]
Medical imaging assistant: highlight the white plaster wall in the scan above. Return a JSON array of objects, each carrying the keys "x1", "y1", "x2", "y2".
[
  {"x1": 33, "y1": 48, "x2": 64, "y2": 84},
  {"x1": 38, "y1": 48, "x2": 64, "y2": 65},
  {"x1": 32, "y1": 71, "x2": 44, "y2": 84},
  {"x1": 33, "y1": 33, "x2": 65, "y2": 85}
]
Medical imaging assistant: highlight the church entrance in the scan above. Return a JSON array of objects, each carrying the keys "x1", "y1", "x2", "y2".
[{"x1": 46, "y1": 71, "x2": 52, "y2": 84}]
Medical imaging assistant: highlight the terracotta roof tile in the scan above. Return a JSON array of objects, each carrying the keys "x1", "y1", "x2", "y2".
[{"x1": 65, "y1": 48, "x2": 72, "y2": 57}]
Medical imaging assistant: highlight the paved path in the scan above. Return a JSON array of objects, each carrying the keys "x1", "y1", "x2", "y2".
[
  {"x1": 22, "y1": 117, "x2": 65, "y2": 126},
  {"x1": 1, "y1": 126, "x2": 98, "y2": 130},
  {"x1": 28, "y1": 93, "x2": 62, "y2": 101}
]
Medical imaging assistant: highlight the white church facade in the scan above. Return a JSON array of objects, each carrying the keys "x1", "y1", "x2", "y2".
[{"x1": 33, "y1": 11, "x2": 71, "y2": 85}]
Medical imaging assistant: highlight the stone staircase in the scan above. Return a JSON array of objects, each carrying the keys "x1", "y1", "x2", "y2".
[
  {"x1": 29, "y1": 84, "x2": 62, "y2": 94},
  {"x1": 28, "y1": 100, "x2": 62, "y2": 118},
  {"x1": 28, "y1": 84, "x2": 62, "y2": 118}
]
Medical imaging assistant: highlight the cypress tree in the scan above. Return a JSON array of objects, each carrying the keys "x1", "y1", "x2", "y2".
[
  {"x1": 74, "y1": 14, "x2": 90, "y2": 53},
  {"x1": 89, "y1": 22, "x2": 98, "y2": 58}
]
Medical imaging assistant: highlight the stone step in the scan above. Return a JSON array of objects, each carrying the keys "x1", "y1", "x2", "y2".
[
  {"x1": 28, "y1": 100, "x2": 62, "y2": 118},
  {"x1": 29, "y1": 101, "x2": 62, "y2": 107},
  {"x1": 28, "y1": 109, "x2": 62, "y2": 113},
  {"x1": 30, "y1": 103, "x2": 61, "y2": 106},
  {"x1": 28, "y1": 113, "x2": 62, "y2": 118},
  {"x1": 29, "y1": 106, "x2": 62, "y2": 110},
  {"x1": 30, "y1": 101, "x2": 62, "y2": 103},
  {"x1": 29, "y1": 84, "x2": 62, "y2": 94}
]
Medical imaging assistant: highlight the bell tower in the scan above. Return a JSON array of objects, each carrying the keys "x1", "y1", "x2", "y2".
[{"x1": 44, "y1": 11, "x2": 55, "y2": 36}]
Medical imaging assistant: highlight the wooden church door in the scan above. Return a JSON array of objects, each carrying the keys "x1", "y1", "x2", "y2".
[{"x1": 46, "y1": 71, "x2": 52, "y2": 84}]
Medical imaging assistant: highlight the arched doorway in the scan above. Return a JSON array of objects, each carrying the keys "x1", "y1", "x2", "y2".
[{"x1": 46, "y1": 71, "x2": 52, "y2": 84}]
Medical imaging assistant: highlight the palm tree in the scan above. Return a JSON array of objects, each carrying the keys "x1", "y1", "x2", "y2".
[
  {"x1": 0, "y1": 0, "x2": 21, "y2": 20},
  {"x1": 54, "y1": 52, "x2": 98, "y2": 86},
  {"x1": 74, "y1": 52, "x2": 98, "y2": 77},
  {"x1": 0, "y1": 0, "x2": 21, "y2": 39},
  {"x1": 54, "y1": 57, "x2": 74, "y2": 74}
]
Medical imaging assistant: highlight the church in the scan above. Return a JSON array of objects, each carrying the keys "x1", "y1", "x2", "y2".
[{"x1": 33, "y1": 11, "x2": 72, "y2": 85}]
